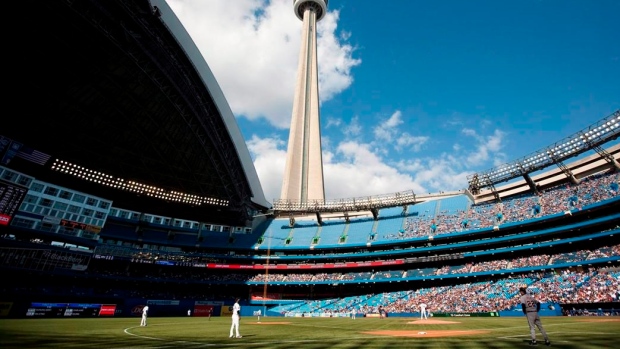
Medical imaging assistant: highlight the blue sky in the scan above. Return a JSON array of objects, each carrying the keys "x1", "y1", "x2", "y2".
[{"x1": 166, "y1": 0, "x2": 619, "y2": 203}]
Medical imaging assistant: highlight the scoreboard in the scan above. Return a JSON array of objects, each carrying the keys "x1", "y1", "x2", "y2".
[
  {"x1": 26, "y1": 303, "x2": 117, "y2": 317},
  {"x1": 0, "y1": 179, "x2": 28, "y2": 226}
]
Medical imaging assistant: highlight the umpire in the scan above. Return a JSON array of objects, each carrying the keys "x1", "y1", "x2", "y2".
[{"x1": 519, "y1": 287, "x2": 551, "y2": 346}]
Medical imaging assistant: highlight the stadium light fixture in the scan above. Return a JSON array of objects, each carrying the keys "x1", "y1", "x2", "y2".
[{"x1": 51, "y1": 159, "x2": 228, "y2": 207}]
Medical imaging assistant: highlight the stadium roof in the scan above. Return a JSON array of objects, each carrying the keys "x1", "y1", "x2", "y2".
[{"x1": 4, "y1": 0, "x2": 270, "y2": 225}]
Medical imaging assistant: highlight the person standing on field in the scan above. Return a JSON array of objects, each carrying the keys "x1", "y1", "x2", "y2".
[
  {"x1": 519, "y1": 287, "x2": 550, "y2": 346},
  {"x1": 420, "y1": 302, "x2": 428, "y2": 319},
  {"x1": 229, "y1": 299, "x2": 242, "y2": 338},
  {"x1": 140, "y1": 305, "x2": 149, "y2": 327}
]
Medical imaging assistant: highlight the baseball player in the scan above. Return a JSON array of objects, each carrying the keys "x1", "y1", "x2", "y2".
[
  {"x1": 140, "y1": 305, "x2": 149, "y2": 327},
  {"x1": 419, "y1": 302, "x2": 428, "y2": 319},
  {"x1": 229, "y1": 299, "x2": 242, "y2": 338},
  {"x1": 519, "y1": 287, "x2": 550, "y2": 346}
]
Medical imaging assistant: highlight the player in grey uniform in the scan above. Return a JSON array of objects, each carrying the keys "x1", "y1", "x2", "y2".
[{"x1": 519, "y1": 287, "x2": 550, "y2": 346}]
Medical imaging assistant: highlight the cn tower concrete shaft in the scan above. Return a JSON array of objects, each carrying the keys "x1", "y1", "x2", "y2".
[{"x1": 281, "y1": 0, "x2": 328, "y2": 203}]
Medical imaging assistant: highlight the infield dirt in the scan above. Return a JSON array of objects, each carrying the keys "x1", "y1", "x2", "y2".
[
  {"x1": 407, "y1": 319, "x2": 461, "y2": 324},
  {"x1": 362, "y1": 330, "x2": 489, "y2": 338}
]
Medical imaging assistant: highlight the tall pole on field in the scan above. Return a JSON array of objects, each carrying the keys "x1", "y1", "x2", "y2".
[{"x1": 262, "y1": 229, "x2": 272, "y2": 316}]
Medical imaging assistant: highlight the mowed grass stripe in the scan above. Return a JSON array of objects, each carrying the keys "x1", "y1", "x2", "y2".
[{"x1": 1, "y1": 316, "x2": 619, "y2": 349}]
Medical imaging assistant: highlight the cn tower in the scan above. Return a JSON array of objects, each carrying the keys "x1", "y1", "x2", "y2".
[{"x1": 280, "y1": 0, "x2": 328, "y2": 203}]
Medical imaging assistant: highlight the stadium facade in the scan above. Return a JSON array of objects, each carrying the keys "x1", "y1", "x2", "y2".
[{"x1": 1, "y1": 0, "x2": 619, "y2": 319}]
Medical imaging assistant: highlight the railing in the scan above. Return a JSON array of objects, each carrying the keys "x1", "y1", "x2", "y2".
[
  {"x1": 272, "y1": 190, "x2": 417, "y2": 214},
  {"x1": 468, "y1": 110, "x2": 620, "y2": 191}
]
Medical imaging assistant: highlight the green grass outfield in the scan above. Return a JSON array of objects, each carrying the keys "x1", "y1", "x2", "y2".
[{"x1": 1, "y1": 316, "x2": 619, "y2": 348}]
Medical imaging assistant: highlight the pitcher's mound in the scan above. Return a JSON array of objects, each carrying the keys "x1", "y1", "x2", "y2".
[
  {"x1": 363, "y1": 330, "x2": 488, "y2": 338},
  {"x1": 407, "y1": 319, "x2": 460, "y2": 324}
]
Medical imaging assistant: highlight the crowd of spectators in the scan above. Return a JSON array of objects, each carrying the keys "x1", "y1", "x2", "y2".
[
  {"x1": 2, "y1": 172, "x2": 618, "y2": 315},
  {"x1": 564, "y1": 307, "x2": 620, "y2": 316},
  {"x1": 281, "y1": 266, "x2": 619, "y2": 316},
  {"x1": 243, "y1": 245, "x2": 619, "y2": 283},
  {"x1": 3, "y1": 250, "x2": 618, "y2": 315},
  {"x1": 85, "y1": 172, "x2": 618, "y2": 265},
  {"x1": 396, "y1": 172, "x2": 618, "y2": 240}
]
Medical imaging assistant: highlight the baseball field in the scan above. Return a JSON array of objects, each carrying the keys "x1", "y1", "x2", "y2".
[{"x1": 1, "y1": 316, "x2": 618, "y2": 348}]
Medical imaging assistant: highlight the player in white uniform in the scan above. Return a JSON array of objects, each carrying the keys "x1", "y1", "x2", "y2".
[
  {"x1": 140, "y1": 305, "x2": 149, "y2": 326},
  {"x1": 229, "y1": 299, "x2": 242, "y2": 338},
  {"x1": 519, "y1": 287, "x2": 550, "y2": 346},
  {"x1": 419, "y1": 303, "x2": 428, "y2": 319}
]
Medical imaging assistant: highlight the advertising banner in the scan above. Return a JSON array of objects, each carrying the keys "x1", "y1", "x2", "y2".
[
  {"x1": 0, "y1": 302, "x2": 13, "y2": 317},
  {"x1": 193, "y1": 305, "x2": 214, "y2": 317},
  {"x1": 98, "y1": 304, "x2": 117, "y2": 316}
]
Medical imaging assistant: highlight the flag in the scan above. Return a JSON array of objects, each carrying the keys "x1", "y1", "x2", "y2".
[
  {"x1": 0, "y1": 137, "x2": 51, "y2": 166},
  {"x1": 15, "y1": 146, "x2": 51, "y2": 166}
]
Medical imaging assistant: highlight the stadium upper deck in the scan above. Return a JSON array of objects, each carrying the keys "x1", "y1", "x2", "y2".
[{"x1": 4, "y1": 0, "x2": 269, "y2": 227}]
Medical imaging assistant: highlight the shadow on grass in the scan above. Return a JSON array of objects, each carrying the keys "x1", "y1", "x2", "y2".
[{"x1": 0, "y1": 331, "x2": 614, "y2": 349}]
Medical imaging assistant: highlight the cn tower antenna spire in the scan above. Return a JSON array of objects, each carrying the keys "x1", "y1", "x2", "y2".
[{"x1": 280, "y1": 0, "x2": 328, "y2": 204}]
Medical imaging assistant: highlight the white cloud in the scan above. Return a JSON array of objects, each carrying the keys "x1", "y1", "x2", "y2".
[
  {"x1": 373, "y1": 110, "x2": 403, "y2": 142},
  {"x1": 166, "y1": 0, "x2": 508, "y2": 203},
  {"x1": 461, "y1": 128, "x2": 477, "y2": 137},
  {"x1": 325, "y1": 141, "x2": 425, "y2": 198},
  {"x1": 343, "y1": 116, "x2": 362, "y2": 137},
  {"x1": 247, "y1": 124, "x2": 501, "y2": 200},
  {"x1": 315, "y1": 10, "x2": 362, "y2": 102},
  {"x1": 371, "y1": 110, "x2": 429, "y2": 152},
  {"x1": 486, "y1": 129, "x2": 504, "y2": 152},
  {"x1": 385, "y1": 110, "x2": 404, "y2": 128},
  {"x1": 325, "y1": 117, "x2": 342, "y2": 129},
  {"x1": 245, "y1": 106, "x2": 503, "y2": 200},
  {"x1": 395, "y1": 133, "x2": 429, "y2": 152},
  {"x1": 166, "y1": 0, "x2": 360, "y2": 129},
  {"x1": 395, "y1": 155, "x2": 471, "y2": 194},
  {"x1": 248, "y1": 134, "x2": 426, "y2": 201},
  {"x1": 246, "y1": 135, "x2": 287, "y2": 203},
  {"x1": 461, "y1": 128, "x2": 507, "y2": 166}
]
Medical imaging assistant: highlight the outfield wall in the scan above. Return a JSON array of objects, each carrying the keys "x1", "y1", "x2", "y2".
[{"x1": 2, "y1": 299, "x2": 604, "y2": 319}]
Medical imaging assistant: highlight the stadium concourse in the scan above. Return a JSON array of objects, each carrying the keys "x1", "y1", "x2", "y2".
[{"x1": 1, "y1": 0, "x2": 619, "y2": 321}]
